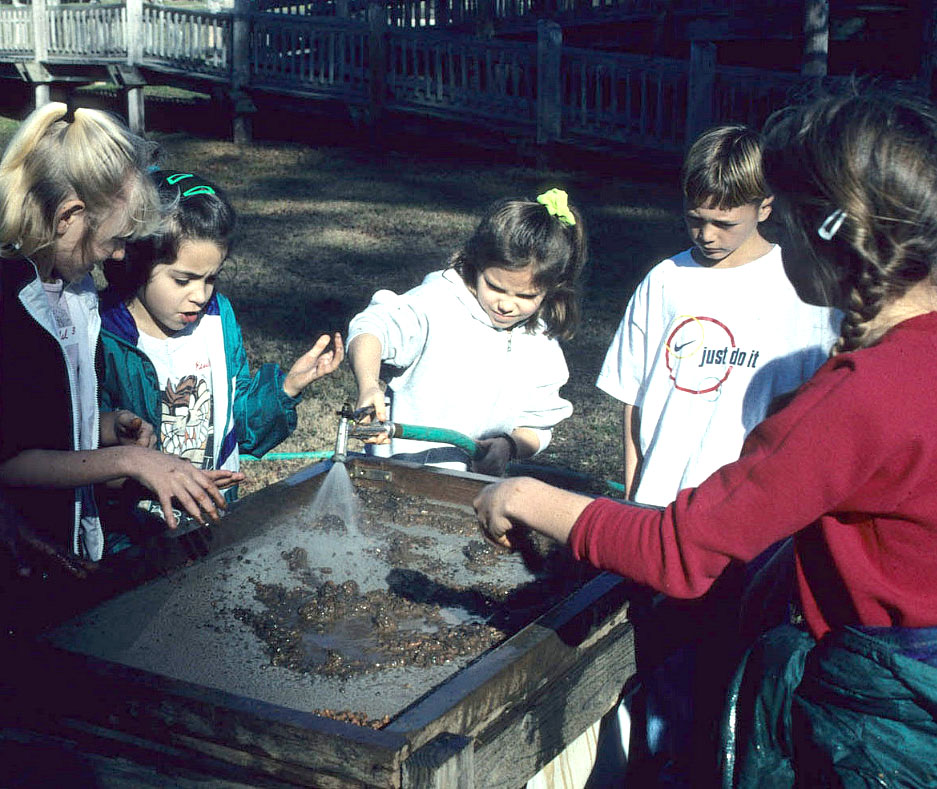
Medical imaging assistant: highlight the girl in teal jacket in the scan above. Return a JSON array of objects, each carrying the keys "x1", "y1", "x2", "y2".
[{"x1": 100, "y1": 170, "x2": 343, "y2": 532}]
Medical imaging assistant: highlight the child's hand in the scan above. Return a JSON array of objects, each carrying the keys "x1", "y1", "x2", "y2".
[
  {"x1": 283, "y1": 333, "x2": 345, "y2": 398},
  {"x1": 354, "y1": 386, "x2": 390, "y2": 441},
  {"x1": 116, "y1": 411, "x2": 156, "y2": 448},
  {"x1": 204, "y1": 469, "x2": 246, "y2": 490},
  {"x1": 128, "y1": 449, "x2": 237, "y2": 530},
  {"x1": 473, "y1": 480, "x2": 517, "y2": 549},
  {"x1": 473, "y1": 436, "x2": 514, "y2": 477},
  {"x1": 101, "y1": 410, "x2": 157, "y2": 448}
]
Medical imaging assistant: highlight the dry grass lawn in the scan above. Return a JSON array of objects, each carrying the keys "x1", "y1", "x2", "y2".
[{"x1": 1, "y1": 117, "x2": 686, "y2": 496}]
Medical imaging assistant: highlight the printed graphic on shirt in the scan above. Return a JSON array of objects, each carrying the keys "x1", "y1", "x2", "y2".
[
  {"x1": 48, "y1": 292, "x2": 81, "y2": 377},
  {"x1": 664, "y1": 315, "x2": 761, "y2": 398},
  {"x1": 159, "y1": 374, "x2": 215, "y2": 469}
]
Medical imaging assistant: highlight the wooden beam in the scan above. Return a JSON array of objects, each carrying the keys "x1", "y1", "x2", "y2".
[
  {"x1": 536, "y1": 20, "x2": 562, "y2": 145},
  {"x1": 685, "y1": 15, "x2": 797, "y2": 42},
  {"x1": 15, "y1": 61, "x2": 52, "y2": 83},
  {"x1": 402, "y1": 733, "x2": 475, "y2": 788},
  {"x1": 30, "y1": 0, "x2": 49, "y2": 107},
  {"x1": 231, "y1": 0, "x2": 254, "y2": 142},
  {"x1": 368, "y1": 2, "x2": 387, "y2": 128},
  {"x1": 685, "y1": 40, "x2": 715, "y2": 150},
  {"x1": 921, "y1": 0, "x2": 937, "y2": 96},
  {"x1": 107, "y1": 64, "x2": 147, "y2": 88}
]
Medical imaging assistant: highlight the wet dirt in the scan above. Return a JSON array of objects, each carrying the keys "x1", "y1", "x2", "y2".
[
  {"x1": 45, "y1": 482, "x2": 598, "y2": 728},
  {"x1": 233, "y1": 488, "x2": 596, "y2": 690}
]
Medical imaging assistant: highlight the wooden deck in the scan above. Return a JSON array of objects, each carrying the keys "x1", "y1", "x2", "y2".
[{"x1": 0, "y1": 0, "x2": 921, "y2": 151}]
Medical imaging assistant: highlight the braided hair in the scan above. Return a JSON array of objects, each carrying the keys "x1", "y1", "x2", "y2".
[{"x1": 762, "y1": 86, "x2": 937, "y2": 353}]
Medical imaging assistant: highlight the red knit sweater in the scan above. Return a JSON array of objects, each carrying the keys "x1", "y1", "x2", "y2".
[{"x1": 570, "y1": 312, "x2": 937, "y2": 639}]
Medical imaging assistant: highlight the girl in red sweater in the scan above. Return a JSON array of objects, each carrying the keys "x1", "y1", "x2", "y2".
[{"x1": 475, "y1": 88, "x2": 937, "y2": 784}]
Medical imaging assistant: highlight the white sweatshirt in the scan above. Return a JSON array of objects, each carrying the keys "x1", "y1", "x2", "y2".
[{"x1": 347, "y1": 268, "x2": 573, "y2": 467}]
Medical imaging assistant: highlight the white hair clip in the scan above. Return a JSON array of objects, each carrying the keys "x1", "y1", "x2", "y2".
[{"x1": 818, "y1": 208, "x2": 847, "y2": 241}]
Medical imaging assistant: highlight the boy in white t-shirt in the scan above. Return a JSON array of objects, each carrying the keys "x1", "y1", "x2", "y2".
[
  {"x1": 598, "y1": 124, "x2": 837, "y2": 506},
  {"x1": 594, "y1": 124, "x2": 838, "y2": 784}
]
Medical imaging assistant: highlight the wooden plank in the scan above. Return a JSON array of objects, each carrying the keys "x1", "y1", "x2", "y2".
[
  {"x1": 474, "y1": 624, "x2": 635, "y2": 785},
  {"x1": 386, "y1": 573, "x2": 634, "y2": 752},
  {"x1": 0, "y1": 726, "x2": 274, "y2": 788},
  {"x1": 685, "y1": 39, "x2": 714, "y2": 146},
  {"x1": 402, "y1": 733, "x2": 474, "y2": 788},
  {"x1": 4, "y1": 640, "x2": 408, "y2": 788},
  {"x1": 536, "y1": 19, "x2": 561, "y2": 143}
]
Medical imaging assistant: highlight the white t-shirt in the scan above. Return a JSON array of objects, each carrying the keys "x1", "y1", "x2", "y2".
[
  {"x1": 138, "y1": 328, "x2": 216, "y2": 470},
  {"x1": 596, "y1": 245, "x2": 838, "y2": 506}
]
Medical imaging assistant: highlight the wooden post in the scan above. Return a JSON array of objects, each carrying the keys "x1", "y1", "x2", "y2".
[
  {"x1": 476, "y1": 0, "x2": 494, "y2": 37},
  {"x1": 801, "y1": 0, "x2": 829, "y2": 77},
  {"x1": 921, "y1": 0, "x2": 937, "y2": 98},
  {"x1": 685, "y1": 40, "x2": 714, "y2": 149},
  {"x1": 125, "y1": 0, "x2": 145, "y2": 134},
  {"x1": 433, "y1": 0, "x2": 446, "y2": 27},
  {"x1": 231, "y1": 0, "x2": 255, "y2": 143},
  {"x1": 401, "y1": 733, "x2": 474, "y2": 788},
  {"x1": 30, "y1": 0, "x2": 50, "y2": 108},
  {"x1": 536, "y1": 20, "x2": 561, "y2": 146},
  {"x1": 368, "y1": 2, "x2": 386, "y2": 129}
]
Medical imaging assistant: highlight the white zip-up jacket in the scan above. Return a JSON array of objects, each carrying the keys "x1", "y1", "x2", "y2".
[{"x1": 3, "y1": 262, "x2": 104, "y2": 559}]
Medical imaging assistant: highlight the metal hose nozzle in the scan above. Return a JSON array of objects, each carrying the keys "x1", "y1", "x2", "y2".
[
  {"x1": 333, "y1": 415, "x2": 350, "y2": 464},
  {"x1": 348, "y1": 421, "x2": 396, "y2": 442}
]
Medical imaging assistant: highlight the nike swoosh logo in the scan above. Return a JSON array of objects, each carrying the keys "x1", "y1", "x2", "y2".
[{"x1": 673, "y1": 340, "x2": 695, "y2": 352}]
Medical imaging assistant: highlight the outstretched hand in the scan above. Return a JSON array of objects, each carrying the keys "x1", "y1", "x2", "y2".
[
  {"x1": 129, "y1": 449, "x2": 245, "y2": 530},
  {"x1": 474, "y1": 477, "x2": 590, "y2": 550},
  {"x1": 283, "y1": 333, "x2": 345, "y2": 398}
]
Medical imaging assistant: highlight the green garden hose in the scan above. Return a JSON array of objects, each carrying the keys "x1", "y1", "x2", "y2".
[{"x1": 391, "y1": 423, "x2": 485, "y2": 460}]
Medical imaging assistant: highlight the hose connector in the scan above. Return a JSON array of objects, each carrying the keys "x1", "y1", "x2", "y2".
[{"x1": 333, "y1": 404, "x2": 352, "y2": 464}]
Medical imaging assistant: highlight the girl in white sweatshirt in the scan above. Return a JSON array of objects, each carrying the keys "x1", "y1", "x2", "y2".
[{"x1": 347, "y1": 189, "x2": 587, "y2": 474}]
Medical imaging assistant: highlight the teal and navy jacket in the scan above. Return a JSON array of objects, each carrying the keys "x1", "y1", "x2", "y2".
[
  {"x1": 723, "y1": 623, "x2": 937, "y2": 787},
  {"x1": 99, "y1": 290, "x2": 301, "y2": 494}
]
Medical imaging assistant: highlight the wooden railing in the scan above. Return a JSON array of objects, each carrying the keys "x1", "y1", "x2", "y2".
[
  {"x1": 142, "y1": 4, "x2": 232, "y2": 75},
  {"x1": 713, "y1": 63, "x2": 813, "y2": 131},
  {"x1": 252, "y1": 0, "x2": 791, "y2": 27},
  {"x1": 47, "y1": 2, "x2": 125, "y2": 59},
  {"x1": 386, "y1": 29, "x2": 535, "y2": 121},
  {"x1": 0, "y1": 6, "x2": 32, "y2": 58},
  {"x1": 251, "y1": 14, "x2": 368, "y2": 96},
  {"x1": 562, "y1": 47, "x2": 687, "y2": 150},
  {"x1": 0, "y1": 0, "x2": 871, "y2": 152}
]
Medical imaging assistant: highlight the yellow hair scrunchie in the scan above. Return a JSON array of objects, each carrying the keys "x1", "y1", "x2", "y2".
[{"x1": 536, "y1": 188, "x2": 576, "y2": 226}]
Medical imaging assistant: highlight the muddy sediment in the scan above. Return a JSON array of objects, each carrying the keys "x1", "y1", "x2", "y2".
[
  {"x1": 46, "y1": 483, "x2": 600, "y2": 731},
  {"x1": 233, "y1": 488, "x2": 595, "y2": 690}
]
